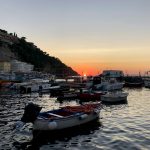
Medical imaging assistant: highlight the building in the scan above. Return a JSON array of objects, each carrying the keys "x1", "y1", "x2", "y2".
[
  {"x1": 10, "y1": 60, "x2": 34, "y2": 73},
  {"x1": 0, "y1": 61, "x2": 11, "y2": 72}
]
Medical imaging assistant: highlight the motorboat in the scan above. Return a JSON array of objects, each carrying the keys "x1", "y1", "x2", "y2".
[
  {"x1": 12, "y1": 79, "x2": 52, "y2": 93},
  {"x1": 93, "y1": 78, "x2": 124, "y2": 91},
  {"x1": 101, "y1": 91, "x2": 128, "y2": 103}
]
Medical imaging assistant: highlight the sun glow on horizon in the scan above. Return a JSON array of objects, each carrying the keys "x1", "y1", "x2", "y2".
[
  {"x1": 83, "y1": 73, "x2": 87, "y2": 77},
  {"x1": 1, "y1": 1, "x2": 150, "y2": 76},
  {"x1": 47, "y1": 45, "x2": 150, "y2": 76}
]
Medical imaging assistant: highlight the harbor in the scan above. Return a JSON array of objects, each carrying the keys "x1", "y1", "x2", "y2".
[
  {"x1": 0, "y1": 87, "x2": 150, "y2": 149},
  {"x1": 0, "y1": 70, "x2": 150, "y2": 149},
  {"x1": 1, "y1": 1, "x2": 150, "y2": 149},
  {"x1": 0, "y1": 51, "x2": 150, "y2": 150}
]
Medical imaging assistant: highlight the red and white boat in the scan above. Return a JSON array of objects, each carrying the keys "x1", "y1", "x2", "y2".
[{"x1": 16, "y1": 102, "x2": 101, "y2": 132}]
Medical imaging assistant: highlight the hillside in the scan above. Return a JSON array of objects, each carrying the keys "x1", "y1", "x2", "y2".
[{"x1": 0, "y1": 29, "x2": 78, "y2": 77}]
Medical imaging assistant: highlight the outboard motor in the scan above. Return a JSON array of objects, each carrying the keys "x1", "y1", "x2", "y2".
[{"x1": 21, "y1": 103, "x2": 42, "y2": 123}]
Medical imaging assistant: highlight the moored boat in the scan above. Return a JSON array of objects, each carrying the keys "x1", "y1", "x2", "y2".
[
  {"x1": 12, "y1": 79, "x2": 52, "y2": 93},
  {"x1": 16, "y1": 102, "x2": 101, "y2": 132},
  {"x1": 124, "y1": 76, "x2": 143, "y2": 87},
  {"x1": 78, "y1": 92, "x2": 104, "y2": 101},
  {"x1": 144, "y1": 79, "x2": 150, "y2": 88},
  {"x1": 57, "y1": 92, "x2": 78, "y2": 100},
  {"x1": 143, "y1": 72, "x2": 150, "y2": 88},
  {"x1": 101, "y1": 91, "x2": 128, "y2": 103}
]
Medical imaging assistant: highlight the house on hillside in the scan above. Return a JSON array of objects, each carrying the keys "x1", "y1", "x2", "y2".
[
  {"x1": 10, "y1": 60, "x2": 34, "y2": 73},
  {"x1": 0, "y1": 61, "x2": 11, "y2": 72}
]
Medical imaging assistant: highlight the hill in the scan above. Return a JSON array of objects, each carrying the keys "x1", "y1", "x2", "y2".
[{"x1": 0, "y1": 29, "x2": 79, "y2": 77}]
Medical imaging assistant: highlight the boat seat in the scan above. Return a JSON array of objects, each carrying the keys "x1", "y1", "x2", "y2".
[{"x1": 47, "y1": 113, "x2": 64, "y2": 118}]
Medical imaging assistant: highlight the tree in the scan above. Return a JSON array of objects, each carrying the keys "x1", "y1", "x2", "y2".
[{"x1": 21, "y1": 37, "x2": 26, "y2": 41}]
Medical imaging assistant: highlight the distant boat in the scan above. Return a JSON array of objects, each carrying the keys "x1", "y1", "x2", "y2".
[
  {"x1": 143, "y1": 71, "x2": 150, "y2": 88},
  {"x1": 124, "y1": 76, "x2": 143, "y2": 87},
  {"x1": 86, "y1": 71, "x2": 124, "y2": 91},
  {"x1": 16, "y1": 103, "x2": 101, "y2": 132},
  {"x1": 12, "y1": 79, "x2": 53, "y2": 93},
  {"x1": 78, "y1": 90, "x2": 104, "y2": 101},
  {"x1": 144, "y1": 79, "x2": 150, "y2": 88},
  {"x1": 92, "y1": 78, "x2": 124, "y2": 92},
  {"x1": 101, "y1": 91, "x2": 128, "y2": 103},
  {"x1": 57, "y1": 91, "x2": 78, "y2": 100}
]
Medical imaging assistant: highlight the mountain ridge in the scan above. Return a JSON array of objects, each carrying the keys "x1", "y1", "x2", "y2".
[{"x1": 0, "y1": 29, "x2": 79, "y2": 77}]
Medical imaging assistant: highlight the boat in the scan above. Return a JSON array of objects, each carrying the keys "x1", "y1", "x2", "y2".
[
  {"x1": 78, "y1": 90, "x2": 105, "y2": 101},
  {"x1": 86, "y1": 70, "x2": 124, "y2": 91},
  {"x1": 57, "y1": 92, "x2": 78, "y2": 100},
  {"x1": 50, "y1": 83, "x2": 70, "y2": 96},
  {"x1": 12, "y1": 79, "x2": 52, "y2": 93},
  {"x1": 144, "y1": 79, "x2": 150, "y2": 88},
  {"x1": 143, "y1": 71, "x2": 150, "y2": 88},
  {"x1": 16, "y1": 102, "x2": 101, "y2": 132},
  {"x1": 93, "y1": 78, "x2": 124, "y2": 91},
  {"x1": 124, "y1": 76, "x2": 143, "y2": 87},
  {"x1": 101, "y1": 91, "x2": 128, "y2": 103}
]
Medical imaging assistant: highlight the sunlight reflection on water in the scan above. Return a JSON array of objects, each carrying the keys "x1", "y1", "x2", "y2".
[{"x1": 0, "y1": 88, "x2": 150, "y2": 149}]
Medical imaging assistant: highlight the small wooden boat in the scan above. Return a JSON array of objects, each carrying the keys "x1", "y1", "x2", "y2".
[{"x1": 18, "y1": 102, "x2": 101, "y2": 131}]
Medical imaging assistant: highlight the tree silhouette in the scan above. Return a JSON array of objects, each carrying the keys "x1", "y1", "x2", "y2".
[{"x1": 10, "y1": 38, "x2": 78, "y2": 77}]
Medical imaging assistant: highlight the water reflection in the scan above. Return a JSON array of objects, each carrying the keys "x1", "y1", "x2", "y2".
[
  {"x1": 0, "y1": 88, "x2": 150, "y2": 150},
  {"x1": 13, "y1": 121, "x2": 102, "y2": 150}
]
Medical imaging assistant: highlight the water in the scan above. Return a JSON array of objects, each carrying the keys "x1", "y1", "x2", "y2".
[{"x1": 0, "y1": 88, "x2": 150, "y2": 150}]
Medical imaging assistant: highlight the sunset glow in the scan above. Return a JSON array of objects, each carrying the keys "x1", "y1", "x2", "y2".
[{"x1": 1, "y1": 0, "x2": 150, "y2": 76}]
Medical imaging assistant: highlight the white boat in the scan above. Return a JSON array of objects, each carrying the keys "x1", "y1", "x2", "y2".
[
  {"x1": 16, "y1": 103, "x2": 101, "y2": 131},
  {"x1": 94, "y1": 78, "x2": 124, "y2": 91},
  {"x1": 101, "y1": 91, "x2": 128, "y2": 103},
  {"x1": 12, "y1": 79, "x2": 52, "y2": 93}
]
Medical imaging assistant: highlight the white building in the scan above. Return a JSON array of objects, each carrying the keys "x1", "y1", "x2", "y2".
[
  {"x1": 0, "y1": 61, "x2": 11, "y2": 72},
  {"x1": 10, "y1": 60, "x2": 34, "y2": 73}
]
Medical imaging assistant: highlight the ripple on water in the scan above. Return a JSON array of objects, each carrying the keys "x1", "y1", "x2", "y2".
[{"x1": 0, "y1": 88, "x2": 150, "y2": 150}]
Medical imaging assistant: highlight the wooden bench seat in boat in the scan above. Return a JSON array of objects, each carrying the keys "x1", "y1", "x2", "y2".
[{"x1": 47, "y1": 113, "x2": 64, "y2": 118}]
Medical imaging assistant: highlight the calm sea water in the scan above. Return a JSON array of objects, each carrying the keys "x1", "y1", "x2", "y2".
[{"x1": 0, "y1": 88, "x2": 150, "y2": 150}]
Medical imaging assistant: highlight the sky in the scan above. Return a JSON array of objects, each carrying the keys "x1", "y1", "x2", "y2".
[{"x1": 0, "y1": 0, "x2": 150, "y2": 76}]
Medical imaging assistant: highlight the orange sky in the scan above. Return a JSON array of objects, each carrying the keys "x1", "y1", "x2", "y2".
[
  {"x1": 1, "y1": 0, "x2": 150, "y2": 76},
  {"x1": 42, "y1": 46, "x2": 150, "y2": 76}
]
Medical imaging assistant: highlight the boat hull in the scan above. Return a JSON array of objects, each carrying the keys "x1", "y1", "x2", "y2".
[
  {"x1": 57, "y1": 93, "x2": 78, "y2": 100},
  {"x1": 78, "y1": 93, "x2": 102, "y2": 101},
  {"x1": 101, "y1": 93, "x2": 128, "y2": 103},
  {"x1": 32, "y1": 119, "x2": 101, "y2": 141},
  {"x1": 144, "y1": 80, "x2": 150, "y2": 88},
  {"x1": 33, "y1": 111, "x2": 100, "y2": 131},
  {"x1": 124, "y1": 82, "x2": 143, "y2": 87}
]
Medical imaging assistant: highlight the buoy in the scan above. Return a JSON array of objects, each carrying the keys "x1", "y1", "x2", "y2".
[{"x1": 79, "y1": 114, "x2": 88, "y2": 120}]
